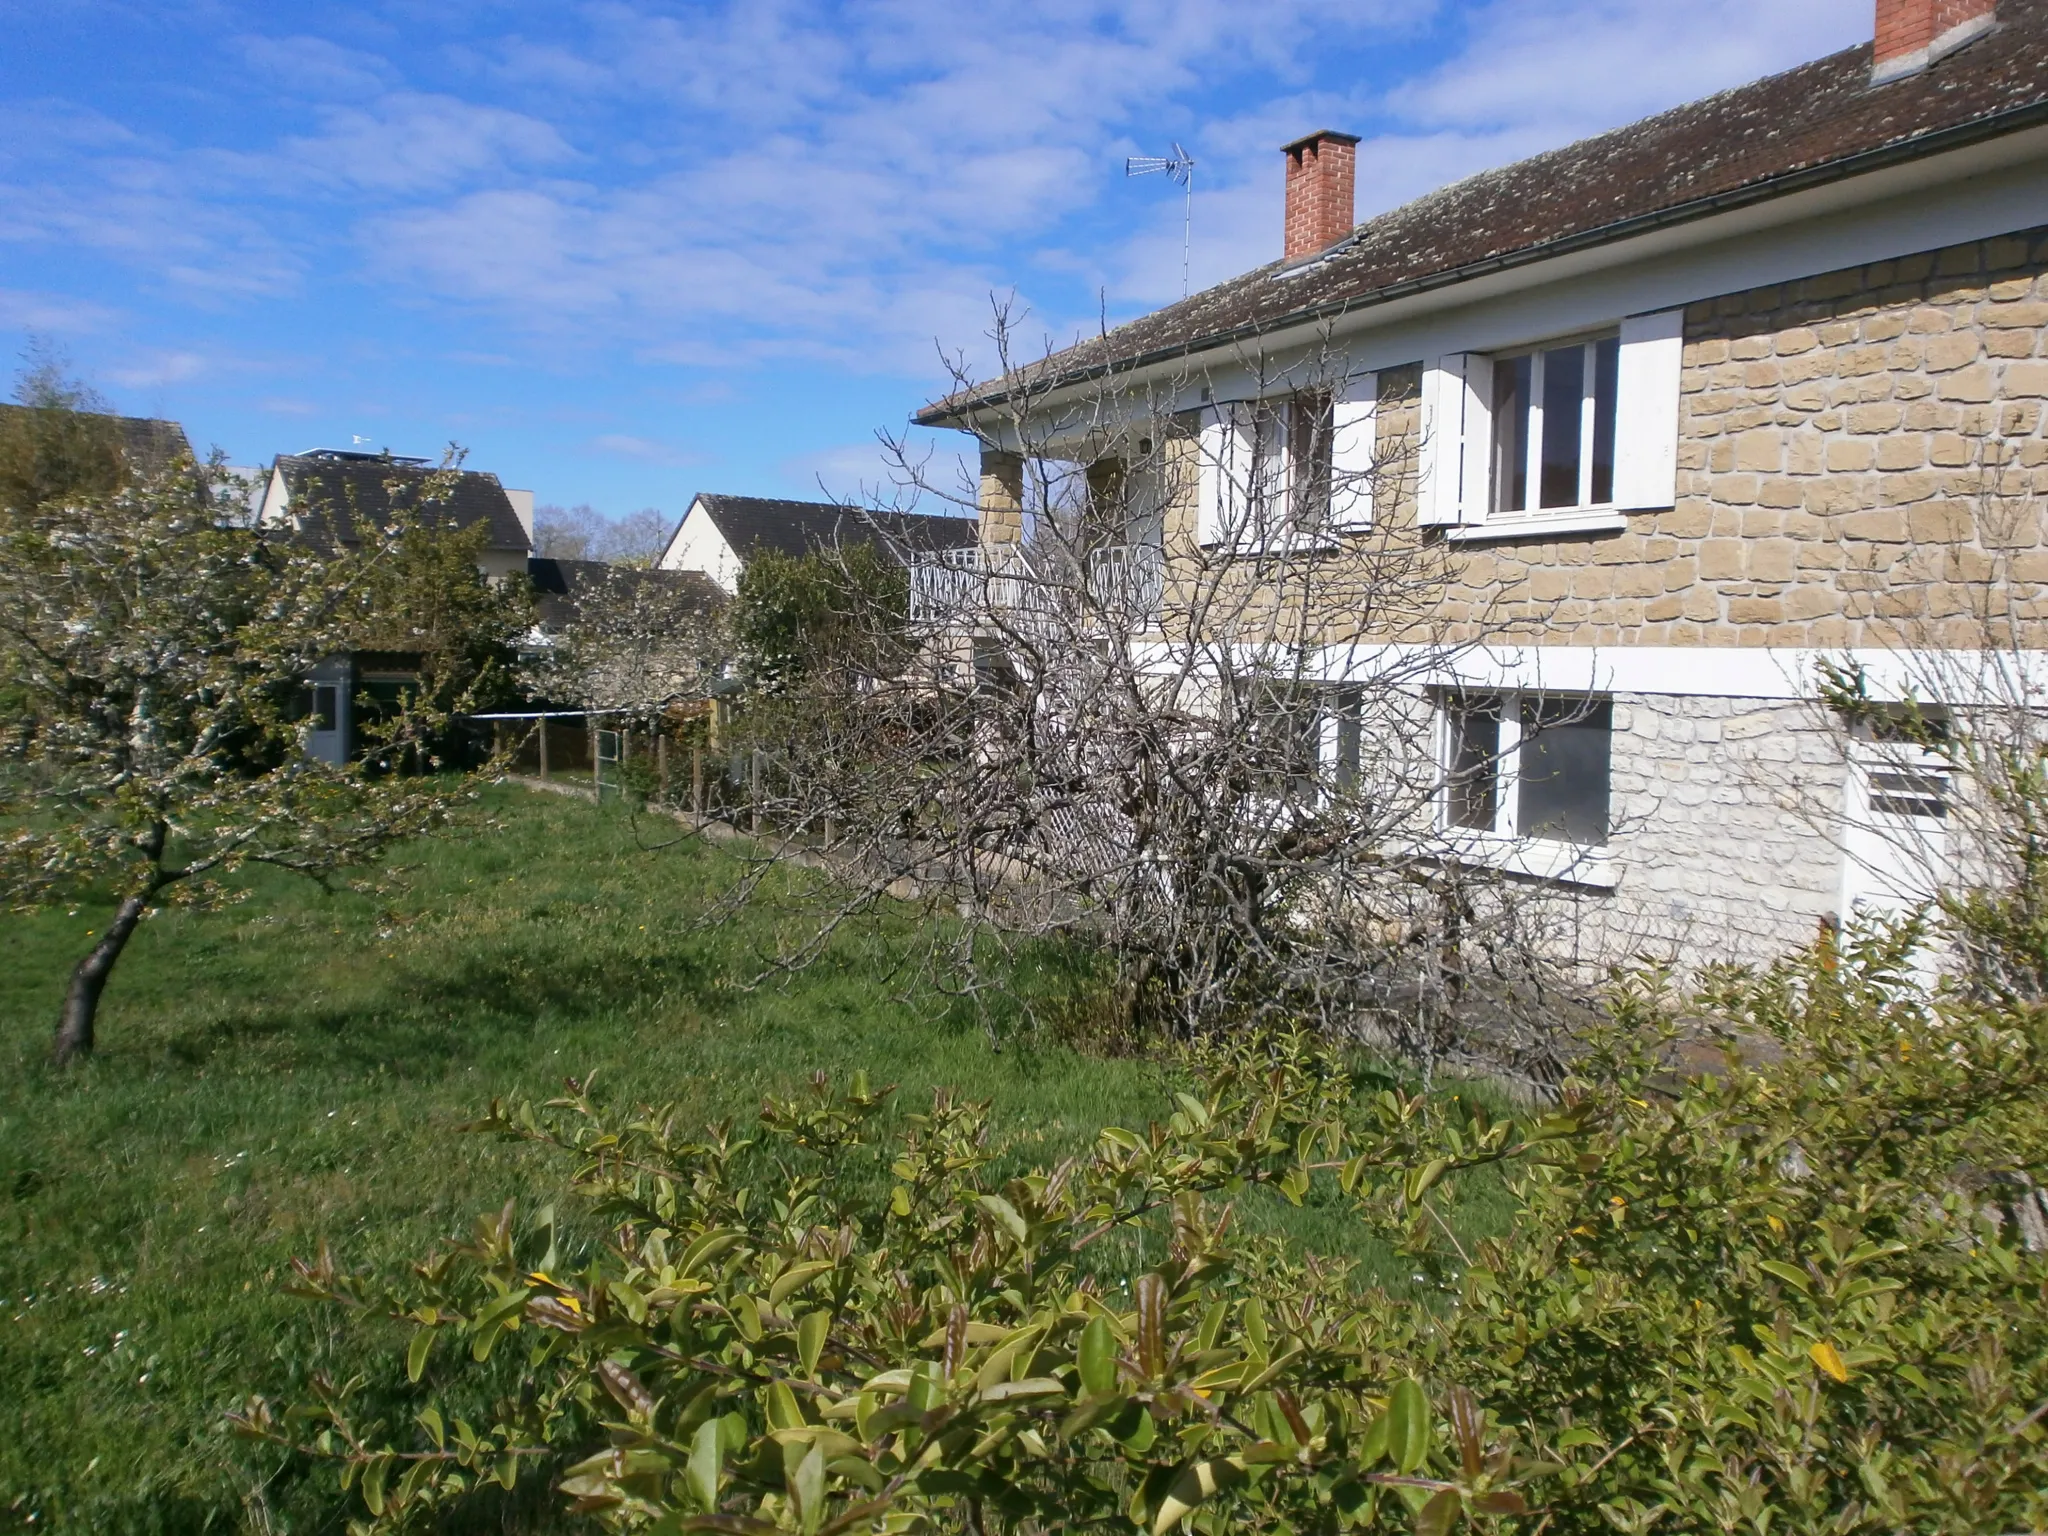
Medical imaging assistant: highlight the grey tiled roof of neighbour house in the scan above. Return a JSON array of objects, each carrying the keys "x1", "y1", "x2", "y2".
[
  {"x1": 528, "y1": 557, "x2": 725, "y2": 630},
  {"x1": 111, "y1": 414, "x2": 195, "y2": 476},
  {"x1": 920, "y1": 0, "x2": 2048, "y2": 422},
  {"x1": 689, "y1": 494, "x2": 979, "y2": 563},
  {"x1": 274, "y1": 451, "x2": 532, "y2": 554},
  {"x1": 0, "y1": 404, "x2": 194, "y2": 478}
]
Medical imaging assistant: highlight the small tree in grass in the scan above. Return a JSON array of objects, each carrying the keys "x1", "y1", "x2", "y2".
[{"x1": 0, "y1": 405, "x2": 517, "y2": 1065}]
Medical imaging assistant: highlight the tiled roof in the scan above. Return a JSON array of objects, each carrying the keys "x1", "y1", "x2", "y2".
[
  {"x1": 688, "y1": 494, "x2": 979, "y2": 563},
  {"x1": 0, "y1": 405, "x2": 192, "y2": 478},
  {"x1": 275, "y1": 452, "x2": 531, "y2": 553},
  {"x1": 921, "y1": 1, "x2": 2048, "y2": 422},
  {"x1": 529, "y1": 556, "x2": 724, "y2": 629}
]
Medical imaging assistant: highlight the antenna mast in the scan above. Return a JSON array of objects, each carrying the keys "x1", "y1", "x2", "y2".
[{"x1": 1125, "y1": 142, "x2": 1196, "y2": 298}]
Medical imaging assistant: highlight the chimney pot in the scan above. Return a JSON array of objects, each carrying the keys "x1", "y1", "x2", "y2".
[
  {"x1": 1281, "y1": 129, "x2": 1361, "y2": 262},
  {"x1": 1873, "y1": 0, "x2": 1994, "y2": 84}
]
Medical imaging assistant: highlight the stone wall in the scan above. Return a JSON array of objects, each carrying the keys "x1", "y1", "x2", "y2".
[
  {"x1": 1421, "y1": 225, "x2": 2048, "y2": 650},
  {"x1": 1589, "y1": 693, "x2": 1846, "y2": 967}
]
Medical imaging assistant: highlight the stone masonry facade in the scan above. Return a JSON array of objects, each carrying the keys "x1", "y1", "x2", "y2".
[
  {"x1": 1427, "y1": 223, "x2": 2048, "y2": 650},
  {"x1": 1591, "y1": 694, "x2": 1846, "y2": 965}
]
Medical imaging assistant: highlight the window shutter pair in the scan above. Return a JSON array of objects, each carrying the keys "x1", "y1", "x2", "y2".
[
  {"x1": 1418, "y1": 308, "x2": 1684, "y2": 526},
  {"x1": 1197, "y1": 376, "x2": 1379, "y2": 544}
]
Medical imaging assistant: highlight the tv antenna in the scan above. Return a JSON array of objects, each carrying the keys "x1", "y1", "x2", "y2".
[{"x1": 1125, "y1": 142, "x2": 1195, "y2": 298}]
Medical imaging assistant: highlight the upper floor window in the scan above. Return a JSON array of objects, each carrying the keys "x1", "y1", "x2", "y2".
[
  {"x1": 1490, "y1": 335, "x2": 1620, "y2": 515},
  {"x1": 1419, "y1": 308, "x2": 1683, "y2": 533},
  {"x1": 1194, "y1": 378, "x2": 1377, "y2": 547}
]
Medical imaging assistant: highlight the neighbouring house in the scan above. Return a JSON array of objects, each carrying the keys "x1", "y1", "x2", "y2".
[
  {"x1": 257, "y1": 448, "x2": 536, "y2": 763},
  {"x1": 529, "y1": 555, "x2": 726, "y2": 636},
  {"x1": 508, "y1": 555, "x2": 730, "y2": 782},
  {"x1": 656, "y1": 492, "x2": 977, "y2": 593},
  {"x1": 0, "y1": 404, "x2": 194, "y2": 483},
  {"x1": 916, "y1": 0, "x2": 2048, "y2": 972}
]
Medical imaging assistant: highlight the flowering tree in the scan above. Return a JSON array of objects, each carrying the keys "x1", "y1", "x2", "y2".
[{"x1": 0, "y1": 424, "x2": 513, "y2": 1065}]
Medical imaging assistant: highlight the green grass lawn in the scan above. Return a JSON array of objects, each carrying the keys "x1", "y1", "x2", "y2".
[{"x1": 1, "y1": 784, "x2": 1506, "y2": 1534}]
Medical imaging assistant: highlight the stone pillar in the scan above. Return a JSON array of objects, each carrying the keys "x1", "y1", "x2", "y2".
[
  {"x1": 1086, "y1": 457, "x2": 1127, "y2": 550},
  {"x1": 979, "y1": 447, "x2": 1024, "y2": 547}
]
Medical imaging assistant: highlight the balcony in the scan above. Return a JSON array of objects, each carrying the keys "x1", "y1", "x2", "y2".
[{"x1": 910, "y1": 541, "x2": 1163, "y2": 627}]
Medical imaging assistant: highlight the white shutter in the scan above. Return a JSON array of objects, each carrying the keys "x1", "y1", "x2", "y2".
[
  {"x1": 1418, "y1": 359, "x2": 1458, "y2": 527},
  {"x1": 1328, "y1": 373, "x2": 1377, "y2": 529},
  {"x1": 1456, "y1": 355, "x2": 1494, "y2": 523},
  {"x1": 1195, "y1": 404, "x2": 1249, "y2": 547},
  {"x1": 1613, "y1": 308, "x2": 1684, "y2": 510},
  {"x1": 1420, "y1": 354, "x2": 1493, "y2": 526}
]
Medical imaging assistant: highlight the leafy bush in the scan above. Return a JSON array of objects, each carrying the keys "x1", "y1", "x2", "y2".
[{"x1": 244, "y1": 914, "x2": 2048, "y2": 1535}]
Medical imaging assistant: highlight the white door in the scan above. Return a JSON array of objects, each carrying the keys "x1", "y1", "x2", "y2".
[
  {"x1": 1839, "y1": 732, "x2": 1950, "y2": 956},
  {"x1": 306, "y1": 679, "x2": 348, "y2": 764}
]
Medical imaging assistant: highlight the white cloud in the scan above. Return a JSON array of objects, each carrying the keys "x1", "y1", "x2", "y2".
[
  {"x1": 236, "y1": 34, "x2": 395, "y2": 99},
  {"x1": 0, "y1": 286, "x2": 121, "y2": 333},
  {"x1": 2, "y1": 0, "x2": 1883, "y2": 388},
  {"x1": 269, "y1": 93, "x2": 574, "y2": 195},
  {"x1": 592, "y1": 431, "x2": 699, "y2": 467},
  {"x1": 105, "y1": 348, "x2": 208, "y2": 388},
  {"x1": 780, "y1": 432, "x2": 980, "y2": 513}
]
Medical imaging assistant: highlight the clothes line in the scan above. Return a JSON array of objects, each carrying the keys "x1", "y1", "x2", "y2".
[{"x1": 464, "y1": 708, "x2": 642, "y2": 720}]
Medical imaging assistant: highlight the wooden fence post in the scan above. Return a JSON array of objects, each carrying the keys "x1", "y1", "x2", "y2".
[
  {"x1": 590, "y1": 718, "x2": 601, "y2": 797},
  {"x1": 538, "y1": 717, "x2": 550, "y2": 779},
  {"x1": 657, "y1": 731, "x2": 670, "y2": 800},
  {"x1": 692, "y1": 740, "x2": 705, "y2": 825}
]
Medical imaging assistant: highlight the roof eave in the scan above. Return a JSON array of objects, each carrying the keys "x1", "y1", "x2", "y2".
[{"x1": 917, "y1": 95, "x2": 2048, "y2": 430}]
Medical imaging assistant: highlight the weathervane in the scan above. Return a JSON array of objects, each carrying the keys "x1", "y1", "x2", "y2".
[{"x1": 1125, "y1": 142, "x2": 1196, "y2": 298}]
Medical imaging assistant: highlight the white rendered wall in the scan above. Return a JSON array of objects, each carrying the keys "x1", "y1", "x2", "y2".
[{"x1": 657, "y1": 501, "x2": 744, "y2": 592}]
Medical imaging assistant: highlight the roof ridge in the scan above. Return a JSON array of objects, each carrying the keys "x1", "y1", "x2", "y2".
[{"x1": 922, "y1": 5, "x2": 2045, "y2": 423}]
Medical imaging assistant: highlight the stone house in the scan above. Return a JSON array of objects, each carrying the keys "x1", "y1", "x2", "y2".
[{"x1": 916, "y1": 0, "x2": 2048, "y2": 970}]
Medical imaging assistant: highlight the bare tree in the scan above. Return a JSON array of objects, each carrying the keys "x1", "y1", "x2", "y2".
[
  {"x1": 523, "y1": 562, "x2": 727, "y2": 719},
  {"x1": 533, "y1": 503, "x2": 668, "y2": 565},
  {"x1": 712, "y1": 306, "x2": 1579, "y2": 1078}
]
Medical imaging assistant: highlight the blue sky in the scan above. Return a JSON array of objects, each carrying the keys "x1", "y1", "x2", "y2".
[{"x1": 5, "y1": 0, "x2": 1871, "y2": 528}]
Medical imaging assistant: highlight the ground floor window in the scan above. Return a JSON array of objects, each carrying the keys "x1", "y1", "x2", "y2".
[{"x1": 1440, "y1": 691, "x2": 1612, "y2": 846}]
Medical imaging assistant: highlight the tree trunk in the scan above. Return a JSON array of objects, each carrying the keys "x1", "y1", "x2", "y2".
[{"x1": 53, "y1": 889, "x2": 152, "y2": 1066}]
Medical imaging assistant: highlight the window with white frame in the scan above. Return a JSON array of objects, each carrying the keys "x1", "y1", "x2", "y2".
[
  {"x1": 1419, "y1": 308, "x2": 1684, "y2": 531},
  {"x1": 1489, "y1": 334, "x2": 1620, "y2": 515},
  {"x1": 1441, "y1": 691, "x2": 1612, "y2": 846},
  {"x1": 1194, "y1": 376, "x2": 1378, "y2": 546}
]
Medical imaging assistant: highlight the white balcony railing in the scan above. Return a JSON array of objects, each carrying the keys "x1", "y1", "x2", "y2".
[{"x1": 910, "y1": 542, "x2": 1163, "y2": 626}]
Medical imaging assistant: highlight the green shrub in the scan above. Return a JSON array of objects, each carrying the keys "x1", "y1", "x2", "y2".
[{"x1": 247, "y1": 914, "x2": 2048, "y2": 1534}]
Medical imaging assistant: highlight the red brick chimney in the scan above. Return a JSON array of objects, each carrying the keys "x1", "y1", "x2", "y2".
[
  {"x1": 1282, "y1": 130, "x2": 1360, "y2": 262},
  {"x1": 1873, "y1": 0, "x2": 1995, "y2": 84}
]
